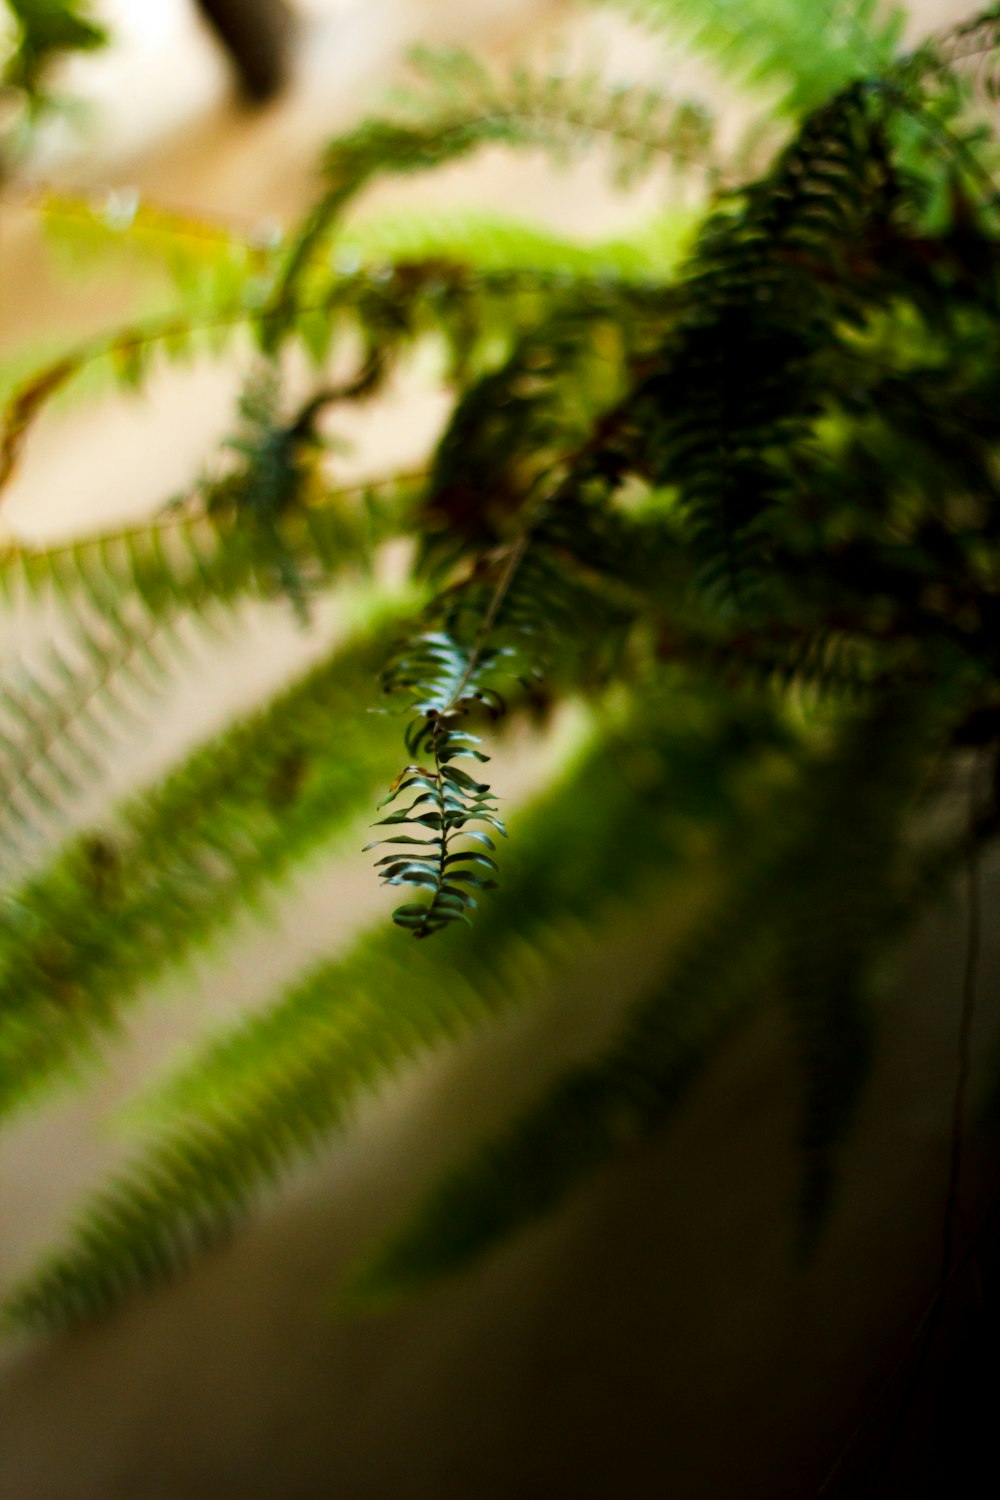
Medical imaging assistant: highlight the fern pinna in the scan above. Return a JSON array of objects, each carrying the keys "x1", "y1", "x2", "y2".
[
  {"x1": 370, "y1": 630, "x2": 508, "y2": 937},
  {"x1": 2, "y1": 0, "x2": 1000, "y2": 1341}
]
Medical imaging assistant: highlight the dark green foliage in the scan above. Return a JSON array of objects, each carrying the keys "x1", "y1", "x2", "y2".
[
  {"x1": 632, "y1": 84, "x2": 898, "y2": 609},
  {"x1": 2, "y1": 1, "x2": 1000, "y2": 1334}
]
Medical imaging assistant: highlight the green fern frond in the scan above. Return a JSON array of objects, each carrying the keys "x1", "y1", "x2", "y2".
[
  {"x1": 372, "y1": 630, "x2": 510, "y2": 936},
  {"x1": 393, "y1": 42, "x2": 715, "y2": 182},
  {"x1": 599, "y1": 0, "x2": 906, "y2": 114},
  {"x1": 265, "y1": 45, "x2": 713, "y2": 347},
  {"x1": 0, "y1": 256, "x2": 666, "y2": 494},
  {"x1": 0, "y1": 469, "x2": 419, "y2": 611},
  {"x1": 0, "y1": 683, "x2": 788, "y2": 1330},
  {"x1": 0, "y1": 601, "x2": 416, "y2": 1122},
  {"x1": 633, "y1": 81, "x2": 898, "y2": 611},
  {"x1": 336, "y1": 206, "x2": 696, "y2": 283},
  {"x1": 0, "y1": 604, "x2": 183, "y2": 871},
  {"x1": 369, "y1": 483, "x2": 658, "y2": 935},
  {"x1": 921, "y1": 2, "x2": 1000, "y2": 85},
  {"x1": 373, "y1": 456, "x2": 659, "y2": 931},
  {"x1": 372, "y1": 510, "x2": 543, "y2": 937},
  {"x1": 0, "y1": 444, "x2": 418, "y2": 860}
]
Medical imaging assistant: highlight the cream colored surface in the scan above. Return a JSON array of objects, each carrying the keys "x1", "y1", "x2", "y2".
[{"x1": 0, "y1": 4, "x2": 998, "y2": 1498}]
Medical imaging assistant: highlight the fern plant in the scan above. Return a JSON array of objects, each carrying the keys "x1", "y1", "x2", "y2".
[{"x1": 1, "y1": 0, "x2": 999, "y2": 1342}]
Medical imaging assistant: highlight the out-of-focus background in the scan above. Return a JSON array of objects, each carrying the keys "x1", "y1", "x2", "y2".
[{"x1": 1, "y1": 3, "x2": 998, "y2": 1497}]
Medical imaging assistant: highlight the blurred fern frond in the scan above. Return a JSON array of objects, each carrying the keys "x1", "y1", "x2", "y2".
[
  {"x1": 334, "y1": 206, "x2": 696, "y2": 282},
  {"x1": 0, "y1": 253, "x2": 672, "y2": 494},
  {"x1": 0, "y1": 601, "x2": 416, "y2": 1121},
  {"x1": 0, "y1": 603, "x2": 184, "y2": 869},
  {"x1": 265, "y1": 44, "x2": 714, "y2": 345},
  {"x1": 2, "y1": 680, "x2": 790, "y2": 1330},
  {"x1": 598, "y1": 0, "x2": 906, "y2": 113},
  {"x1": 630, "y1": 81, "x2": 900, "y2": 612},
  {"x1": 35, "y1": 189, "x2": 281, "y2": 308},
  {"x1": 0, "y1": 409, "x2": 420, "y2": 864},
  {"x1": 0, "y1": 468, "x2": 419, "y2": 614}
]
